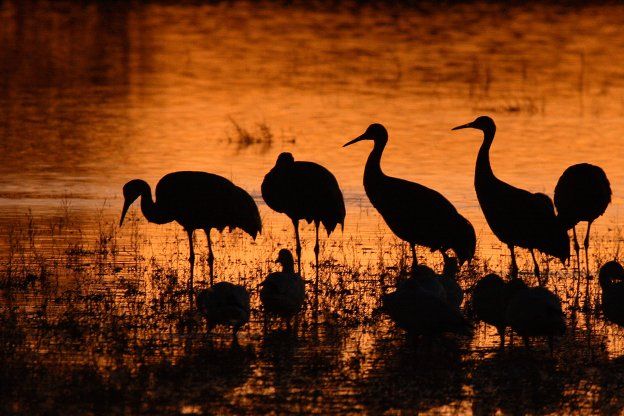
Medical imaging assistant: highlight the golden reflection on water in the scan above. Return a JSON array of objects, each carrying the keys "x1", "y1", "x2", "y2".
[{"x1": 0, "y1": 1, "x2": 624, "y2": 414}]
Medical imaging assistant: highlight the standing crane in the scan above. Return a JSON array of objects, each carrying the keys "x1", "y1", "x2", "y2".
[
  {"x1": 554, "y1": 163, "x2": 611, "y2": 274},
  {"x1": 343, "y1": 123, "x2": 476, "y2": 268},
  {"x1": 119, "y1": 171, "x2": 262, "y2": 298},
  {"x1": 262, "y1": 152, "x2": 345, "y2": 294},
  {"x1": 452, "y1": 116, "x2": 569, "y2": 282}
]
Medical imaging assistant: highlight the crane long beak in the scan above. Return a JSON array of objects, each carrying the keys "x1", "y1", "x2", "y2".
[
  {"x1": 343, "y1": 133, "x2": 368, "y2": 147},
  {"x1": 451, "y1": 122, "x2": 473, "y2": 131},
  {"x1": 119, "y1": 199, "x2": 131, "y2": 227}
]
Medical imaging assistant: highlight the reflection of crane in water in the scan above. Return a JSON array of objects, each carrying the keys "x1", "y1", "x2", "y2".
[
  {"x1": 262, "y1": 152, "x2": 345, "y2": 294},
  {"x1": 344, "y1": 123, "x2": 476, "y2": 268},
  {"x1": 453, "y1": 116, "x2": 569, "y2": 281},
  {"x1": 119, "y1": 171, "x2": 261, "y2": 298}
]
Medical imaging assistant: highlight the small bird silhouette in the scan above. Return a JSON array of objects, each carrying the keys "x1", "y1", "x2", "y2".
[
  {"x1": 262, "y1": 152, "x2": 345, "y2": 295},
  {"x1": 598, "y1": 261, "x2": 624, "y2": 327},
  {"x1": 505, "y1": 284, "x2": 566, "y2": 352},
  {"x1": 453, "y1": 116, "x2": 569, "y2": 281},
  {"x1": 119, "y1": 172, "x2": 261, "y2": 298},
  {"x1": 259, "y1": 249, "x2": 306, "y2": 331},
  {"x1": 344, "y1": 123, "x2": 476, "y2": 269},
  {"x1": 554, "y1": 163, "x2": 611, "y2": 276},
  {"x1": 196, "y1": 282, "x2": 250, "y2": 342}
]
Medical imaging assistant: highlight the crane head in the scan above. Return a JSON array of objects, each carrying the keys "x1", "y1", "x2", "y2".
[
  {"x1": 343, "y1": 123, "x2": 388, "y2": 147},
  {"x1": 120, "y1": 179, "x2": 149, "y2": 227},
  {"x1": 452, "y1": 116, "x2": 496, "y2": 134}
]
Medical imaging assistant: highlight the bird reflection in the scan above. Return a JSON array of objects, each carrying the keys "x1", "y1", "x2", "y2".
[
  {"x1": 470, "y1": 351, "x2": 565, "y2": 415},
  {"x1": 359, "y1": 334, "x2": 466, "y2": 414}
]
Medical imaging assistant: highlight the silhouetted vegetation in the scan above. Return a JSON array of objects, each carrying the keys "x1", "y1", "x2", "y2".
[{"x1": 0, "y1": 205, "x2": 622, "y2": 414}]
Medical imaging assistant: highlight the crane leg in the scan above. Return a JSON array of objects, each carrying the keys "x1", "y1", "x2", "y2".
[
  {"x1": 314, "y1": 222, "x2": 320, "y2": 296},
  {"x1": 293, "y1": 219, "x2": 301, "y2": 274},
  {"x1": 206, "y1": 230, "x2": 214, "y2": 286},
  {"x1": 572, "y1": 226, "x2": 581, "y2": 273},
  {"x1": 508, "y1": 245, "x2": 518, "y2": 279},
  {"x1": 584, "y1": 221, "x2": 593, "y2": 308},
  {"x1": 571, "y1": 226, "x2": 583, "y2": 310},
  {"x1": 584, "y1": 221, "x2": 592, "y2": 278},
  {"x1": 187, "y1": 230, "x2": 195, "y2": 303},
  {"x1": 530, "y1": 249, "x2": 541, "y2": 284}
]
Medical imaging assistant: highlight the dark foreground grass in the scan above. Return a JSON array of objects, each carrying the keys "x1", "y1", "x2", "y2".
[{"x1": 0, "y1": 206, "x2": 623, "y2": 414}]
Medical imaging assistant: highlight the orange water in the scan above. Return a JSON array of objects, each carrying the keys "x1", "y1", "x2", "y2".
[{"x1": 1, "y1": 1, "x2": 624, "y2": 414}]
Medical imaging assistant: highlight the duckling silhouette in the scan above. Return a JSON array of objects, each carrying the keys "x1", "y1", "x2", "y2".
[
  {"x1": 260, "y1": 249, "x2": 306, "y2": 331},
  {"x1": 197, "y1": 282, "x2": 250, "y2": 342},
  {"x1": 598, "y1": 261, "x2": 624, "y2": 327}
]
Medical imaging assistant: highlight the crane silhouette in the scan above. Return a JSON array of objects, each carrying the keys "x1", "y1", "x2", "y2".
[
  {"x1": 505, "y1": 284, "x2": 566, "y2": 353},
  {"x1": 554, "y1": 163, "x2": 611, "y2": 275},
  {"x1": 472, "y1": 273, "x2": 514, "y2": 349},
  {"x1": 259, "y1": 249, "x2": 306, "y2": 332},
  {"x1": 452, "y1": 116, "x2": 569, "y2": 282},
  {"x1": 119, "y1": 171, "x2": 262, "y2": 297},
  {"x1": 381, "y1": 276, "x2": 472, "y2": 338},
  {"x1": 196, "y1": 281, "x2": 250, "y2": 342},
  {"x1": 344, "y1": 123, "x2": 476, "y2": 268},
  {"x1": 598, "y1": 261, "x2": 624, "y2": 327},
  {"x1": 262, "y1": 152, "x2": 345, "y2": 294},
  {"x1": 380, "y1": 279, "x2": 472, "y2": 336}
]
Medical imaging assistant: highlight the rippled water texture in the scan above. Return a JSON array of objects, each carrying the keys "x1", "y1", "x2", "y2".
[{"x1": 1, "y1": 1, "x2": 624, "y2": 414}]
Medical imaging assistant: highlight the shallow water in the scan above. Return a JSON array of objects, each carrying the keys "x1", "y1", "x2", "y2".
[{"x1": 1, "y1": 1, "x2": 624, "y2": 414}]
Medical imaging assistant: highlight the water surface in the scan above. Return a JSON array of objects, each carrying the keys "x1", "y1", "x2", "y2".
[{"x1": 1, "y1": 1, "x2": 624, "y2": 414}]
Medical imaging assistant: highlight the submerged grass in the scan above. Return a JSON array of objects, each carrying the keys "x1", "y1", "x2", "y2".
[{"x1": 0, "y1": 204, "x2": 623, "y2": 414}]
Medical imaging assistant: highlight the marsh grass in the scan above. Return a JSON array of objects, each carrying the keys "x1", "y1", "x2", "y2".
[
  {"x1": 0, "y1": 204, "x2": 623, "y2": 414},
  {"x1": 226, "y1": 118, "x2": 296, "y2": 154}
]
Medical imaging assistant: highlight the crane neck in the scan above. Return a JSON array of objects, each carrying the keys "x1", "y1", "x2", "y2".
[
  {"x1": 475, "y1": 127, "x2": 496, "y2": 185},
  {"x1": 364, "y1": 138, "x2": 388, "y2": 182},
  {"x1": 140, "y1": 187, "x2": 172, "y2": 225}
]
